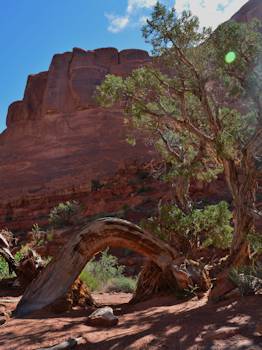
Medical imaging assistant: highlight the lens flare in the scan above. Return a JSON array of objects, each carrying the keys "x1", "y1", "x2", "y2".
[{"x1": 225, "y1": 51, "x2": 236, "y2": 64}]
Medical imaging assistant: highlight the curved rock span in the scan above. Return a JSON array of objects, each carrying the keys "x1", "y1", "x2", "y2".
[{"x1": 15, "y1": 218, "x2": 183, "y2": 317}]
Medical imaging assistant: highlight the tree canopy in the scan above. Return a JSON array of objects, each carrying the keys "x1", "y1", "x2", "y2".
[{"x1": 97, "y1": 2, "x2": 262, "y2": 264}]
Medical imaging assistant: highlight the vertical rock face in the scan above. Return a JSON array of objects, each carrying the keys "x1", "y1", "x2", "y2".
[
  {"x1": 0, "y1": 47, "x2": 156, "y2": 230},
  {"x1": 0, "y1": 48, "x2": 152, "y2": 200}
]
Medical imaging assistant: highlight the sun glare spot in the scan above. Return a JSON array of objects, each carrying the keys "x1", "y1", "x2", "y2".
[{"x1": 225, "y1": 51, "x2": 237, "y2": 64}]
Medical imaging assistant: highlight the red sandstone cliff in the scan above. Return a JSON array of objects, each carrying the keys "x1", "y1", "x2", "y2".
[
  {"x1": 231, "y1": 0, "x2": 262, "y2": 24},
  {"x1": 0, "y1": 48, "x2": 153, "y2": 201},
  {"x1": 0, "y1": 48, "x2": 160, "y2": 230}
]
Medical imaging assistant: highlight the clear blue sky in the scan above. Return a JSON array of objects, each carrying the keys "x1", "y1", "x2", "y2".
[{"x1": 0, "y1": 0, "x2": 247, "y2": 132}]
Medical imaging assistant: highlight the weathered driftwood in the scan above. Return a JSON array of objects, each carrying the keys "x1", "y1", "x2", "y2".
[
  {"x1": 15, "y1": 218, "x2": 181, "y2": 316},
  {"x1": 0, "y1": 233, "x2": 17, "y2": 274},
  {"x1": 15, "y1": 218, "x2": 210, "y2": 317}
]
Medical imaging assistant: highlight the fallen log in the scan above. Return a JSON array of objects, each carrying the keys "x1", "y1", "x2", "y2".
[{"x1": 15, "y1": 218, "x2": 210, "y2": 317}]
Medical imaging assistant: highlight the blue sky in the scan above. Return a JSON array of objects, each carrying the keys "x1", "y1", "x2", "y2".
[{"x1": 0, "y1": 0, "x2": 247, "y2": 132}]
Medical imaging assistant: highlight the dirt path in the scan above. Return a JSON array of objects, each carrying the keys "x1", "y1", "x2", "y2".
[{"x1": 0, "y1": 293, "x2": 261, "y2": 350}]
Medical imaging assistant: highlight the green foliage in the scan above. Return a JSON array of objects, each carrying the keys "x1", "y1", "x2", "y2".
[
  {"x1": 80, "y1": 269, "x2": 100, "y2": 291},
  {"x1": 0, "y1": 257, "x2": 10, "y2": 279},
  {"x1": 97, "y1": 3, "x2": 261, "y2": 255},
  {"x1": 248, "y1": 232, "x2": 262, "y2": 255},
  {"x1": 0, "y1": 246, "x2": 28, "y2": 280},
  {"x1": 97, "y1": 4, "x2": 261, "y2": 182},
  {"x1": 104, "y1": 276, "x2": 137, "y2": 293},
  {"x1": 142, "y1": 201, "x2": 233, "y2": 249},
  {"x1": 80, "y1": 248, "x2": 134, "y2": 292},
  {"x1": 229, "y1": 264, "x2": 262, "y2": 296},
  {"x1": 49, "y1": 200, "x2": 81, "y2": 228}
]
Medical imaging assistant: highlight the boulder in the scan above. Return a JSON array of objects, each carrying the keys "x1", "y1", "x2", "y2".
[{"x1": 87, "y1": 306, "x2": 119, "y2": 327}]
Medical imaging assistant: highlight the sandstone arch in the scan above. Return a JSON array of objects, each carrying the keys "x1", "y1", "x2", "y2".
[{"x1": 15, "y1": 218, "x2": 185, "y2": 317}]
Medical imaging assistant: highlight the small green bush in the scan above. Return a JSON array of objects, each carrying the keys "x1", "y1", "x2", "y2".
[
  {"x1": 49, "y1": 201, "x2": 81, "y2": 228},
  {"x1": 248, "y1": 232, "x2": 262, "y2": 255},
  {"x1": 142, "y1": 201, "x2": 233, "y2": 249},
  {"x1": 80, "y1": 270, "x2": 100, "y2": 291},
  {"x1": 0, "y1": 257, "x2": 10, "y2": 279},
  {"x1": 0, "y1": 247, "x2": 28, "y2": 280},
  {"x1": 104, "y1": 276, "x2": 137, "y2": 293},
  {"x1": 80, "y1": 248, "x2": 136, "y2": 293},
  {"x1": 229, "y1": 264, "x2": 262, "y2": 296}
]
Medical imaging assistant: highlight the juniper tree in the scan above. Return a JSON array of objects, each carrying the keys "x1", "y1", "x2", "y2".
[{"x1": 98, "y1": 3, "x2": 262, "y2": 267}]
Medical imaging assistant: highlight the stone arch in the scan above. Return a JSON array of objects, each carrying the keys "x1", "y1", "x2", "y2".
[{"x1": 15, "y1": 218, "x2": 181, "y2": 317}]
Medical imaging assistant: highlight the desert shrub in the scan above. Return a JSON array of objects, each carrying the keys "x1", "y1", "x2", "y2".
[
  {"x1": 104, "y1": 276, "x2": 137, "y2": 293},
  {"x1": 248, "y1": 232, "x2": 262, "y2": 255},
  {"x1": 0, "y1": 246, "x2": 28, "y2": 280},
  {"x1": 229, "y1": 264, "x2": 262, "y2": 296},
  {"x1": 80, "y1": 248, "x2": 136, "y2": 292},
  {"x1": 142, "y1": 201, "x2": 233, "y2": 249},
  {"x1": 0, "y1": 257, "x2": 10, "y2": 279},
  {"x1": 49, "y1": 200, "x2": 81, "y2": 228},
  {"x1": 80, "y1": 270, "x2": 100, "y2": 291}
]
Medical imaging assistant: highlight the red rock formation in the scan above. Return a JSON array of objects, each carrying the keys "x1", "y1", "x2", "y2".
[
  {"x1": 0, "y1": 48, "x2": 157, "y2": 231},
  {"x1": 231, "y1": 0, "x2": 262, "y2": 25}
]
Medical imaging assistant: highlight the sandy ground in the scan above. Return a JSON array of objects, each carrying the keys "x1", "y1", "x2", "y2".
[{"x1": 0, "y1": 292, "x2": 261, "y2": 350}]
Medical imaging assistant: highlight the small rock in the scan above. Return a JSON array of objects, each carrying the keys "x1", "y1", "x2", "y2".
[{"x1": 87, "y1": 307, "x2": 119, "y2": 327}]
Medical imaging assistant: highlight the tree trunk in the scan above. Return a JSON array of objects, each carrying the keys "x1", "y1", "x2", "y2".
[
  {"x1": 15, "y1": 218, "x2": 210, "y2": 317},
  {"x1": 131, "y1": 261, "x2": 171, "y2": 303},
  {"x1": 15, "y1": 218, "x2": 180, "y2": 317},
  {"x1": 210, "y1": 153, "x2": 257, "y2": 301},
  {"x1": 223, "y1": 152, "x2": 257, "y2": 266},
  {"x1": 174, "y1": 175, "x2": 191, "y2": 213}
]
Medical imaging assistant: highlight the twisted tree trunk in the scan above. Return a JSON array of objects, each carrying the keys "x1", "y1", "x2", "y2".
[
  {"x1": 15, "y1": 218, "x2": 210, "y2": 317},
  {"x1": 210, "y1": 153, "x2": 257, "y2": 300},
  {"x1": 223, "y1": 153, "x2": 257, "y2": 266}
]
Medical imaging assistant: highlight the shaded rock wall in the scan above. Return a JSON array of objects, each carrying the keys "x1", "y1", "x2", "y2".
[{"x1": 0, "y1": 48, "x2": 156, "y2": 231}]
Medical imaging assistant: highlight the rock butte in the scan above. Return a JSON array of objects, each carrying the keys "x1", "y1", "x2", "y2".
[
  {"x1": 0, "y1": 48, "x2": 159, "y2": 231},
  {"x1": 0, "y1": 0, "x2": 261, "y2": 233}
]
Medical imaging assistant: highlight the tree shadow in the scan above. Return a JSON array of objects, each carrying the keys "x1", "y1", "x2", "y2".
[{"x1": 0, "y1": 295, "x2": 261, "y2": 350}]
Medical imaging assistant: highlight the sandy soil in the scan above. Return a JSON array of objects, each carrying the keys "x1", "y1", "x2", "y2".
[{"x1": 0, "y1": 292, "x2": 261, "y2": 350}]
